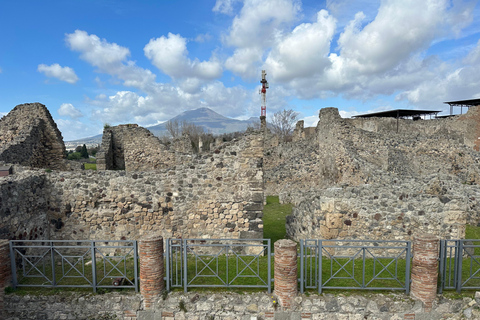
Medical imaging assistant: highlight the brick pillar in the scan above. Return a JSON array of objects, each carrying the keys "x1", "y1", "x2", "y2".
[
  {"x1": 139, "y1": 235, "x2": 164, "y2": 309},
  {"x1": 274, "y1": 239, "x2": 297, "y2": 309},
  {"x1": 0, "y1": 240, "x2": 12, "y2": 318},
  {"x1": 410, "y1": 234, "x2": 439, "y2": 312}
]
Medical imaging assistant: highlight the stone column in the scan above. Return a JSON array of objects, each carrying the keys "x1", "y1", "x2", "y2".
[
  {"x1": 274, "y1": 239, "x2": 297, "y2": 309},
  {"x1": 0, "y1": 240, "x2": 11, "y2": 318},
  {"x1": 410, "y1": 234, "x2": 439, "y2": 311},
  {"x1": 139, "y1": 235, "x2": 164, "y2": 309}
]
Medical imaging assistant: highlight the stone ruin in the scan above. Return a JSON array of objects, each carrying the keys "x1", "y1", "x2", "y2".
[
  {"x1": 264, "y1": 106, "x2": 480, "y2": 242},
  {"x1": 0, "y1": 103, "x2": 66, "y2": 170},
  {"x1": 1, "y1": 101, "x2": 480, "y2": 244}
]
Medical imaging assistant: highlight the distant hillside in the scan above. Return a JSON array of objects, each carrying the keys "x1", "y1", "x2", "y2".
[{"x1": 65, "y1": 108, "x2": 259, "y2": 147}]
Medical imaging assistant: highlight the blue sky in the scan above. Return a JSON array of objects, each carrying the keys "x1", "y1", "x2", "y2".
[{"x1": 1, "y1": 0, "x2": 480, "y2": 140}]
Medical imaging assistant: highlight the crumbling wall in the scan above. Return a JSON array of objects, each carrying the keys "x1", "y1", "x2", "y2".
[
  {"x1": 0, "y1": 103, "x2": 66, "y2": 170},
  {"x1": 286, "y1": 176, "x2": 480, "y2": 241},
  {"x1": 0, "y1": 132, "x2": 265, "y2": 241},
  {"x1": 97, "y1": 125, "x2": 175, "y2": 172},
  {"x1": 0, "y1": 169, "x2": 50, "y2": 240}
]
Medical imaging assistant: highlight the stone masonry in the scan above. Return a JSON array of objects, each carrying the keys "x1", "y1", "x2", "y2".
[
  {"x1": 97, "y1": 124, "x2": 175, "y2": 172},
  {"x1": 0, "y1": 103, "x2": 66, "y2": 170},
  {"x1": 265, "y1": 106, "x2": 480, "y2": 242},
  {"x1": 0, "y1": 131, "x2": 265, "y2": 242}
]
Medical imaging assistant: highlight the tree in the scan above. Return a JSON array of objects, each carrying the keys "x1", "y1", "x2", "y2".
[
  {"x1": 270, "y1": 109, "x2": 299, "y2": 142},
  {"x1": 80, "y1": 144, "x2": 89, "y2": 159},
  {"x1": 165, "y1": 119, "x2": 181, "y2": 139}
]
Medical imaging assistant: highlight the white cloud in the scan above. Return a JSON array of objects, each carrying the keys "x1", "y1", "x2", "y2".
[
  {"x1": 58, "y1": 103, "x2": 83, "y2": 119},
  {"x1": 37, "y1": 63, "x2": 79, "y2": 84},
  {"x1": 144, "y1": 33, "x2": 222, "y2": 81},
  {"x1": 223, "y1": 0, "x2": 301, "y2": 78},
  {"x1": 265, "y1": 10, "x2": 336, "y2": 82},
  {"x1": 213, "y1": 0, "x2": 240, "y2": 14},
  {"x1": 65, "y1": 30, "x2": 156, "y2": 90},
  {"x1": 397, "y1": 40, "x2": 480, "y2": 108}
]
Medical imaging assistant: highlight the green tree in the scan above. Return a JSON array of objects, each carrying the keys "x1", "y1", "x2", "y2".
[{"x1": 80, "y1": 144, "x2": 89, "y2": 159}]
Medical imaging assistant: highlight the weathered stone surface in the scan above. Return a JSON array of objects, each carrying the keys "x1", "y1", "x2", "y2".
[
  {"x1": 0, "y1": 103, "x2": 66, "y2": 170},
  {"x1": 4, "y1": 291, "x2": 480, "y2": 319}
]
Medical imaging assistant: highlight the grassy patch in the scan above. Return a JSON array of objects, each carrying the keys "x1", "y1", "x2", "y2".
[
  {"x1": 84, "y1": 163, "x2": 97, "y2": 170},
  {"x1": 262, "y1": 196, "x2": 293, "y2": 248}
]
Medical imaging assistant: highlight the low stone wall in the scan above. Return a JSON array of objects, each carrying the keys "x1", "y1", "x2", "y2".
[
  {"x1": 286, "y1": 176, "x2": 480, "y2": 242},
  {"x1": 3, "y1": 291, "x2": 480, "y2": 320}
]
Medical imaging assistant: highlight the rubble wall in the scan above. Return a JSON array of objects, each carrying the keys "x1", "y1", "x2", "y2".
[
  {"x1": 0, "y1": 103, "x2": 66, "y2": 170},
  {"x1": 0, "y1": 133, "x2": 264, "y2": 241}
]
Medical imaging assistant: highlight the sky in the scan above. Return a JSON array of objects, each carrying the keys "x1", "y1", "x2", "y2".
[{"x1": 1, "y1": 0, "x2": 480, "y2": 141}]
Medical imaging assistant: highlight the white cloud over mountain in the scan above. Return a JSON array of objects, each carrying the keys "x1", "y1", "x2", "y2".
[
  {"x1": 58, "y1": 103, "x2": 83, "y2": 119},
  {"x1": 56, "y1": 0, "x2": 480, "y2": 140}
]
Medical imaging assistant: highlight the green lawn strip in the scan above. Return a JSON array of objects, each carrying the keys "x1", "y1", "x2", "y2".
[
  {"x1": 262, "y1": 196, "x2": 293, "y2": 250},
  {"x1": 84, "y1": 163, "x2": 97, "y2": 170}
]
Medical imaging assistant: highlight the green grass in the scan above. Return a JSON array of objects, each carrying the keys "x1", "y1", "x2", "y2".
[
  {"x1": 10, "y1": 255, "x2": 136, "y2": 295},
  {"x1": 84, "y1": 163, "x2": 97, "y2": 170},
  {"x1": 263, "y1": 196, "x2": 293, "y2": 248}
]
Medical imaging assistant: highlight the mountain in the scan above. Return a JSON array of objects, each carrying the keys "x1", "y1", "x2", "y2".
[
  {"x1": 65, "y1": 108, "x2": 259, "y2": 148},
  {"x1": 147, "y1": 107, "x2": 258, "y2": 136}
]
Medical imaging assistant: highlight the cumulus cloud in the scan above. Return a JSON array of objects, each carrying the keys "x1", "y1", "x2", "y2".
[
  {"x1": 265, "y1": 10, "x2": 336, "y2": 82},
  {"x1": 37, "y1": 63, "x2": 79, "y2": 84},
  {"x1": 58, "y1": 103, "x2": 83, "y2": 119},
  {"x1": 223, "y1": 0, "x2": 301, "y2": 78},
  {"x1": 65, "y1": 30, "x2": 156, "y2": 90},
  {"x1": 144, "y1": 33, "x2": 222, "y2": 81},
  {"x1": 397, "y1": 40, "x2": 480, "y2": 108}
]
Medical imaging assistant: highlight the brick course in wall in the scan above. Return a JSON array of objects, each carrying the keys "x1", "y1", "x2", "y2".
[
  {"x1": 139, "y1": 235, "x2": 164, "y2": 309},
  {"x1": 274, "y1": 239, "x2": 297, "y2": 310},
  {"x1": 410, "y1": 233, "x2": 439, "y2": 311}
]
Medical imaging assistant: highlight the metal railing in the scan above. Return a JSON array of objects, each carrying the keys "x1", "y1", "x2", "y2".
[
  {"x1": 300, "y1": 239, "x2": 411, "y2": 293},
  {"x1": 439, "y1": 239, "x2": 480, "y2": 293},
  {"x1": 9, "y1": 240, "x2": 138, "y2": 292},
  {"x1": 166, "y1": 238, "x2": 271, "y2": 293}
]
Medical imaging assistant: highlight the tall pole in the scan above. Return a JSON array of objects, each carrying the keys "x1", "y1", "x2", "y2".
[
  {"x1": 260, "y1": 70, "x2": 269, "y2": 130},
  {"x1": 260, "y1": 70, "x2": 268, "y2": 117}
]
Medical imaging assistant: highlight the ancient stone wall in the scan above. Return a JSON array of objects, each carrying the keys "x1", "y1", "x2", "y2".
[
  {"x1": 0, "y1": 103, "x2": 66, "y2": 170},
  {"x1": 97, "y1": 124, "x2": 175, "y2": 172},
  {"x1": 4, "y1": 290, "x2": 480, "y2": 319},
  {"x1": 286, "y1": 176, "x2": 480, "y2": 241},
  {"x1": 0, "y1": 169, "x2": 50, "y2": 241},
  {"x1": 0, "y1": 132, "x2": 264, "y2": 241}
]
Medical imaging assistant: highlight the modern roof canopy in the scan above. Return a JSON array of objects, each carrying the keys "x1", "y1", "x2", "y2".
[
  {"x1": 352, "y1": 109, "x2": 441, "y2": 119},
  {"x1": 444, "y1": 98, "x2": 480, "y2": 115}
]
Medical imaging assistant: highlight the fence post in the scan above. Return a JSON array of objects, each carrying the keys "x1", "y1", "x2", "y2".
[
  {"x1": 274, "y1": 239, "x2": 297, "y2": 310},
  {"x1": 0, "y1": 240, "x2": 12, "y2": 318},
  {"x1": 410, "y1": 233, "x2": 439, "y2": 312},
  {"x1": 139, "y1": 235, "x2": 164, "y2": 309}
]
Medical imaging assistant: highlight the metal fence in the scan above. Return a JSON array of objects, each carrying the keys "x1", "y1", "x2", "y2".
[
  {"x1": 439, "y1": 239, "x2": 480, "y2": 293},
  {"x1": 9, "y1": 240, "x2": 138, "y2": 292},
  {"x1": 299, "y1": 239, "x2": 411, "y2": 294},
  {"x1": 166, "y1": 238, "x2": 271, "y2": 293}
]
